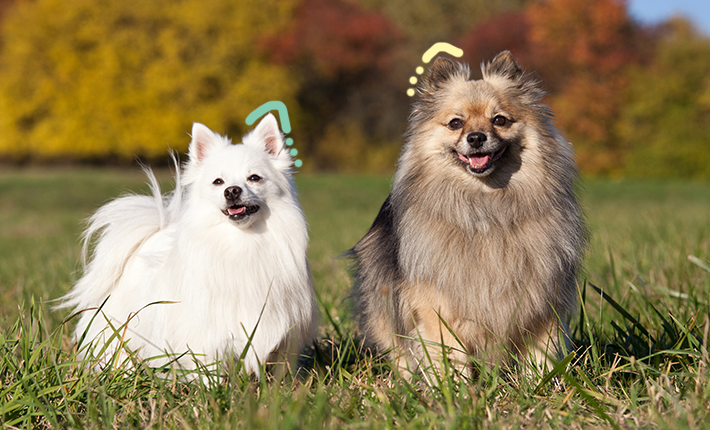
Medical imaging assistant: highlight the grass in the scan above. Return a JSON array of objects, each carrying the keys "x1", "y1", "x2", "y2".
[{"x1": 1, "y1": 167, "x2": 709, "y2": 428}]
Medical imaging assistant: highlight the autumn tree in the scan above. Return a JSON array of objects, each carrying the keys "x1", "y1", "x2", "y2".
[
  {"x1": 0, "y1": 0, "x2": 299, "y2": 161},
  {"x1": 0, "y1": 0, "x2": 15, "y2": 20},
  {"x1": 527, "y1": 0, "x2": 646, "y2": 175},
  {"x1": 456, "y1": 11, "x2": 534, "y2": 78},
  {"x1": 619, "y1": 18, "x2": 710, "y2": 179},
  {"x1": 366, "y1": 0, "x2": 527, "y2": 48},
  {"x1": 265, "y1": 0, "x2": 404, "y2": 171}
]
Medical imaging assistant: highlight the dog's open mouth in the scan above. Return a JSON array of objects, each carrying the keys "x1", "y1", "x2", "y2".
[
  {"x1": 221, "y1": 204, "x2": 260, "y2": 220},
  {"x1": 456, "y1": 146, "x2": 507, "y2": 174}
]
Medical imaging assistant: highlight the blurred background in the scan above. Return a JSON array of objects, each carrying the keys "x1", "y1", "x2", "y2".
[{"x1": 0, "y1": 0, "x2": 708, "y2": 178}]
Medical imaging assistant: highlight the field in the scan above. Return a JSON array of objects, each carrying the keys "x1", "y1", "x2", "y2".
[{"x1": 1, "y1": 167, "x2": 709, "y2": 428}]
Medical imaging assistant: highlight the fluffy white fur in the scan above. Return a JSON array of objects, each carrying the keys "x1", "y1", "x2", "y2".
[{"x1": 59, "y1": 114, "x2": 317, "y2": 377}]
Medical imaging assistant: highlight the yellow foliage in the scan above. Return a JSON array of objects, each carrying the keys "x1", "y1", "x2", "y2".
[
  {"x1": 617, "y1": 18, "x2": 710, "y2": 179},
  {"x1": 0, "y1": 0, "x2": 299, "y2": 161},
  {"x1": 313, "y1": 121, "x2": 399, "y2": 173}
]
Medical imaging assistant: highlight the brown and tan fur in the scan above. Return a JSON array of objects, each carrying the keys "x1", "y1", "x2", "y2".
[{"x1": 350, "y1": 51, "x2": 587, "y2": 376}]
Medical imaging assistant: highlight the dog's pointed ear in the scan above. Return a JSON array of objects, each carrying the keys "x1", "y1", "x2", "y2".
[
  {"x1": 416, "y1": 57, "x2": 469, "y2": 99},
  {"x1": 428, "y1": 57, "x2": 459, "y2": 85},
  {"x1": 189, "y1": 123, "x2": 226, "y2": 164},
  {"x1": 246, "y1": 113, "x2": 287, "y2": 158},
  {"x1": 421, "y1": 57, "x2": 461, "y2": 90},
  {"x1": 481, "y1": 50, "x2": 545, "y2": 103},
  {"x1": 482, "y1": 50, "x2": 523, "y2": 82}
]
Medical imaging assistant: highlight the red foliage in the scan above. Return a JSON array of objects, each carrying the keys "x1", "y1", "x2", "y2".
[
  {"x1": 526, "y1": 0, "x2": 646, "y2": 174},
  {"x1": 456, "y1": 12, "x2": 534, "y2": 78},
  {"x1": 0, "y1": 0, "x2": 16, "y2": 21},
  {"x1": 264, "y1": 0, "x2": 401, "y2": 78},
  {"x1": 527, "y1": 0, "x2": 640, "y2": 77}
]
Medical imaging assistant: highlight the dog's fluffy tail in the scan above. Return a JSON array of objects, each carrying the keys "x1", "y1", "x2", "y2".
[{"x1": 58, "y1": 155, "x2": 183, "y2": 311}]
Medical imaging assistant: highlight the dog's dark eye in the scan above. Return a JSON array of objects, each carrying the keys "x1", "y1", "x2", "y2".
[
  {"x1": 247, "y1": 174, "x2": 262, "y2": 182},
  {"x1": 492, "y1": 116, "x2": 508, "y2": 126},
  {"x1": 447, "y1": 118, "x2": 464, "y2": 130},
  {"x1": 213, "y1": 178, "x2": 224, "y2": 185}
]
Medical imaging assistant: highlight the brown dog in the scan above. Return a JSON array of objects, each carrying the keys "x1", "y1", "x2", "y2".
[{"x1": 351, "y1": 51, "x2": 586, "y2": 376}]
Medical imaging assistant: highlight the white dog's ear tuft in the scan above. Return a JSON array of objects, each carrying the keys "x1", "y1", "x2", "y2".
[
  {"x1": 248, "y1": 113, "x2": 285, "y2": 157},
  {"x1": 189, "y1": 123, "x2": 221, "y2": 164}
]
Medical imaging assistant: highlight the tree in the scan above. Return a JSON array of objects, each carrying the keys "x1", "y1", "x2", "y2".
[
  {"x1": 619, "y1": 18, "x2": 710, "y2": 179},
  {"x1": 0, "y1": 0, "x2": 299, "y2": 161},
  {"x1": 456, "y1": 11, "x2": 533, "y2": 79},
  {"x1": 265, "y1": 0, "x2": 404, "y2": 171},
  {"x1": 366, "y1": 0, "x2": 527, "y2": 48},
  {"x1": 527, "y1": 0, "x2": 645, "y2": 175}
]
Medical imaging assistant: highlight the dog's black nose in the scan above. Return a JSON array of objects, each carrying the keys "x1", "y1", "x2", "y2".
[
  {"x1": 466, "y1": 132, "x2": 487, "y2": 148},
  {"x1": 224, "y1": 186, "x2": 242, "y2": 200}
]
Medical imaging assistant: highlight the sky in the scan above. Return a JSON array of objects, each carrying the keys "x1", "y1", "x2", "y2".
[{"x1": 628, "y1": 0, "x2": 710, "y2": 36}]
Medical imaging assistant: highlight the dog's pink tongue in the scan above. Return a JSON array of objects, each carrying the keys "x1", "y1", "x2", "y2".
[
  {"x1": 228, "y1": 206, "x2": 246, "y2": 215},
  {"x1": 459, "y1": 153, "x2": 491, "y2": 168},
  {"x1": 469, "y1": 155, "x2": 490, "y2": 168},
  {"x1": 458, "y1": 152, "x2": 490, "y2": 168}
]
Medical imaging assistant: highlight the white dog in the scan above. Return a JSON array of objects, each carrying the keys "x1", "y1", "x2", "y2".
[{"x1": 60, "y1": 114, "x2": 317, "y2": 377}]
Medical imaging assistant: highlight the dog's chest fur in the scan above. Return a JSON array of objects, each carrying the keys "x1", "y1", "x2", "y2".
[{"x1": 378, "y1": 173, "x2": 580, "y2": 338}]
